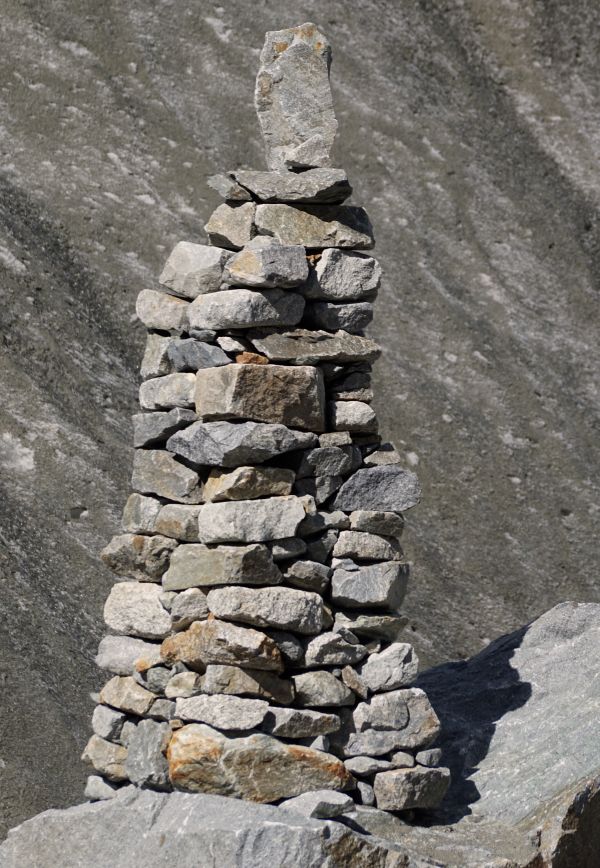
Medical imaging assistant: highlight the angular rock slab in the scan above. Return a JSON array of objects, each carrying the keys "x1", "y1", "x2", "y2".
[
  {"x1": 197, "y1": 495, "x2": 311, "y2": 543},
  {"x1": 167, "y1": 420, "x2": 317, "y2": 467},
  {"x1": 187, "y1": 287, "x2": 304, "y2": 330},
  {"x1": 203, "y1": 465, "x2": 294, "y2": 502},
  {"x1": 223, "y1": 237, "x2": 308, "y2": 288},
  {"x1": 135, "y1": 289, "x2": 188, "y2": 332},
  {"x1": 331, "y1": 562, "x2": 409, "y2": 610},
  {"x1": 263, "y1": 708, "x2": 340, "y2": 739},
  {"x1": 131, "y1": 450, "x2": 202, "y2": 503},
  {"x1": 195, "y1": 363, "x2": 325, "y2": 431},
  {"x1": 358, "y1": 642, "x2": 419, "y2": 692},
  {"x1": 132, "y1": 409, "x2": 196, "y2": 448},
  {"x1": 374, "y1": 767, "x2": 450, "y2": 811},
  {"x1": 95, "y1": 635, "x2": 162, "y2": 676},
  {"x1": 104, "y1": 582, "x2": 171, "y2": 641},
  {"x1": 300, "y1": 249, "x2": 381, "y2": 301},
  {"x1": 255, "y1": 23, "x2": 337, "y2": 171},
  {"x1": 0, "y1": 789, "x2": 390, "y2": 868},
  {"x1": 161, "y1": 618, "x2": 283, "y2": 672},
  {"x1": 167, "y1": 724, "x2": 353, "y2": 800},
  {"x1": 207, "y1": 586, "x2": 326, "y2": 635},
  {"x1": 159, "y1": 242, "x2": 232, "y2": 298},
  {"x1": 162, "y1": 542, "x2": 281, "y2": 591},
  {"x1": 175, "y1": 695, "x2": 269, "y2": 730},
  {"x1": 204, "y1": 202, "x2": 256, "y2": 250},
  {"x1": 279, "y1": 790, "x2": 354, "y2": 819},
  {"x1": 250, "y1": 328, "x2": 380, "y2": 365},
  {"x1": 334, "y1": 465, "x2": 421, "y2": 512},
  {"x1": 201, "y1": 665, "x2": 294, "y2": 705},
  {"x1": 234, "y1": 168, "x2": 351, "y2": 204},
  {"x1": 100, "y1": 532, "x2": 176, "y2": 582},
  {"x1": 139, "y1": 373, "x2": 196, "y2": 411},
  {"x1": 255, "y1": 204, "x2": 374, "y2": 249}
]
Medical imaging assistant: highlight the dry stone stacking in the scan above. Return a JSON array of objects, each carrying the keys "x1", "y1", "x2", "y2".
[{"x1": 83, "y1": 21, "x2": 450, "y2": 818}]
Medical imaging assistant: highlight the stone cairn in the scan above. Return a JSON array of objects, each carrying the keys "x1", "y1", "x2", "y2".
[{"x1": 83, "y1": 23, "x2": 450, "y2": 819}]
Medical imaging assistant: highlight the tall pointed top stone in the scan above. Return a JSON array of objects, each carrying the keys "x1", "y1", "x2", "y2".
[{"x1": 255, "y1": 23, "x2": 338, "y2": 171}]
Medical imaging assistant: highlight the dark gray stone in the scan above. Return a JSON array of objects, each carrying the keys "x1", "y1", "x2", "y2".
[
  {"x1": 124, "y1": 719, "x2": 170, "y2": 790},
  {"x1": 166, "y1": 338, "x2": 230, "y2": 371},
  {"x1": 132, "y1": 409, "x2": 197, "y2": 448},
  {"x1": 333, "y1": 466, "x2": 421, "y2": 512}
]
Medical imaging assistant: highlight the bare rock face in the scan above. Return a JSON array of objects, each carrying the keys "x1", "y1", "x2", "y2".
[
  {"x1": 255, "y1": 23, "x2": 338, "y2": 171},
  {"x1": 167, "y1": 724, "x2": 353, "y2": 800},
  {"x1": 160, "y1": 617, "x2": 284, "y2": 672}
]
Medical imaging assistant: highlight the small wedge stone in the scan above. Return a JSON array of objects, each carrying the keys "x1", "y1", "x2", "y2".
[
  {"x1": 100, "y1": 533, "x2": 177, "y2": 583},
  {"x1": 81, "y1": 735, "x2": 127, "y2": 782},
  {"x1": 333, "y1": 530, "x2": 402, "y2": 562},
  {"x1": 121, "y1": 494, "x2": 161, "y2": 534},
  {"x1": 167, "y1": 338, "x2": 230, "y2": 372},
  {"x1": 263, "y1": 708, "x2": 340, "y2": 738},
  {"x1": 170, "y1": 588, "x2": 209, "y2": 631},
  {"x1": 284, "y1": 560, "x2": 330, "y2": 593},
  {"x1": 304, "y1": 632, "x2": 368, "y2": 667},
  {"x1": 328, "y1": 400, "x2": 377, "y2": 434},
  {"x1": 305, "y1": 301, "x2": 373, "y2": 334},
  {"x1": 349, "y1": 510, "x2": 404, "y2": 538},
  {"x1": 279, "y1": 790, "x2": 355, "y2": 819}
]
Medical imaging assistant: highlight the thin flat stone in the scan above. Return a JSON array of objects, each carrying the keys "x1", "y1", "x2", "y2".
[
  {"x1": 333, "y1": 530, "x2": 402, "y2": 562},
  {"x1": 196, "y1": 495, "x2": 312, "y2": 544},
  {"x1": 263, "y1": 708, "x2": 340, "y2": 739},
  {"x1": 249, "y1": 329, "x2": 380, "y2": 365},
  {"x1": 167, "y1": 339, "x2": 230, "y2": 372},
  {"x1": 255, "y1": 204, "x2": 374, "y2": 250},
  {"x1": 95, "y1": 636, "x2": 162, "y2": 676},
  {"x1": 162, "y1": 543, "x2": 281, "y2": 591},
  {"x1": 187, "y1": 288, "x2": 304, "y2": 330},
  {"x1": 349, "y1": 511, "x2": 404, "y2": 538},
  {"x1": 206, "y1": 586, "x2": 325, "y2": 635},
  {"x1": 278, "y1": 790, "x2": 355, "y2": 819},
  {"x1": 203, "y1": 466, "x2": 295, "y2": 502},
  {"x1": 201, "y1": 665, "x2": 294, "y2": 705},
  {"x1": 234, "y1": 168, "x2": 351, "y2": 204},
  {"x1": 207, "y1": 173, "x2": 253, "y2": 201},
  {"x1": 175, "y1": 695, "x2": 269, "y2": 730}
]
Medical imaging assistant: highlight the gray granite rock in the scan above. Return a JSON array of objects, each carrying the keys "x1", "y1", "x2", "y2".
[
  {"x1": 255, "y1": 204, "x2": 374, "y2": 250},
  {"x1": 416, "y1": 748, "x2": 443, "y2": 767},
  {"x1": 344, "y1": 756, "x2": 394, "y2": 776},
  {"x1": 298, "y1": 509, "x2": 349, "y2": 536},
  {"x1": 81, "y1": 735, "x2": 128, "y2": 783},
  {"x1": 294, "y1": 475, "x2": 343, "y2": 505},
  {"x1": 333, "y1": 465, "x2": 421, "y2": 512},
  {"x1": 187, "y1": 287, "x2": 304, "y2": 330},
  {"x1": 284, "y1": 559, "x2": 331, "y2": 593},
  {"x1": 167, "y1": 419, "x2": 316, "y2": 467},
  {"x1": 333, "y1": 612, "x2": 407, "y2": 642},
  {"x1": 301, "y1": 249, "x2": 381, "y2": 302},
  {"x1": 328, "y1": 400, "x2": 377, "y2": 434},
  {"x1": 195, "y1": 363, "x2": 325, "y2": 431},
  {"x1": 159, "y1": 242, "x2": 232, "y2": 298},
  {"x1": 296, "y1": 446, "x2": 352, "y2": 478},
  {"x1": 304, "y1": 632, "x2": 368, "y2": 667},
  {"x1": 389, "y1": 751, "x2": 416, "y2": 768},
  {"x1": 154, "y1": 504, "x2": 202, "y2": 542},
  {"x1": 161, "y1": 618, "x2": 284, "y2": 672},
  {"x1": 331, "y1": 562, "x2": 409, "y2": 610},
  {"x1": 353, "y1": 688, "x2": 441, "y2": 748},
  {"x1": 305, "y1": 301, "x2": 373, "y2": 334},
  {"x1": 293, "y1": 670, "x2": 355, "y2": 707},
  {"x1": 207, "y1": 586, "x2": 325, "y2": 635},
  {"x1": 250, "y1": 328, "x2": 380, "y2": 365},
  {"x1": 341, "y1": 666, "x2": 369, "y2": 701},
  {"x1": 201, "y1": 664, "x2": 293, "y2": 705},
  {"x1": 166, "y1": 338, "x2": 230, "y2": 371},
  {"x1": 204, "y1": 202, "x2": 256, "y2": 249},
  {"x1": 374, "y1": 766, "x2": 450, "y2": 811},
  {"x1": 165, "y1": 671, "x2": 203, "y2": 699},
  {"x1": 139, "y1": 373, "x2": 196, "y2": 410},
  {"x1": 305, "y1": 528, "x2": 339, "y2": 564},
  {"x1": 268, "y1": 630, "x2": 305, "y2": 664},
  {"x1": 162, "y1": 542, "x2": 281, "y2": 591},
  {"x1": 358, "y1": 643, "x2": 419, "y2": 692},
  {"x1": 170, "y1": 588, "x2": 209, "y2": 630},
  {"x1": 197, "y1": 495, "x2": 312, "y2": 544},
  {"x1": 100, "y1": 532, "x2": 177, "y2": 583},
  {"x1": 263, "y1": 708, "x2": 340, "y2": 739},
  {"x1": 83, "y1": 776, "x2": 119, "y2": 802},
  {"x1": 99, "y1": 676, "x2": 155, "y2": 716},
  {"x1": 125, "y1": 719, "x2": 170, "y2": 790},
  {"x1": 121, "y1": 494, "x2": 161, "y2": 534},
  {"x1": 140, "y1": 333, "x2": 172, "y2": 379},
  {"x1": 91, "y1": 705, "x2": 125, "y2": 742},
  {"x1": 103, "y1": 582, "x2": 171, "y2": 640},
  {"x1": 279, "y1": 790, "x2": 354, "y2": 819},
  {"x1": 131, "y1": 450, "x2": 202, "y2": 503},
  {"x1": 95, "y1": 636, "x2": 162, "y2": 677},
  {"x1": 135, "y1": 289, "x2": 189, "y2": 332},
  {"x1": 223, "y1": 236, "x2": 308, "y2": 288},
  {"x1": 356, "y1": 782, "x2": 375, "y2": 806},
  {"x1": 349, "y1": 510, "x2": 404, "y2": 538},
  {"x1": 207, "y1": 173, "x2": 253, "y2": 202},
  {"x1": 234, "y1": 168, "x2": 351, "y2": 204},
  {"x1": 333, "y1": 530, "x2": 402, "y2": 562},
  {"x1": 175, "y1": 694, "x2": 269, "y2": 730},
  {"x1": 255, "y1": 24, "x2": 337, "y2": 170},
  {"x1": 132, "y1": 408, "x2": 196, "y2": 448},
  {"x1": 363, "y1": 443, "x2": 402, "y2": 467}
]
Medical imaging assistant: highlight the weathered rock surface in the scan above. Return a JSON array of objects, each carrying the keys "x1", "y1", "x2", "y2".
[
  {"x1": 125, "y1": 719, "x2": 170, "y2": 790},
  {"x1": 175, "y1": 694, "x2": 269, "y2": 730},
  {"x1": 333, "y1": 466, "x2": 421, "y2": 512},
  {"x1": 255, "y1": 24, "x2": 337, "y2": 171},
  {"x1": 103, "y1": 582, "x2": 171, "y2": 640},
  {"x1": 100, "y1": 532, "x2": 177, "y2": 582},
  {"x1": 373, "y1": 767, "x2": 451, "y2": 811},
  {"x1": 204, "y1": 202, "x2": 256, "y2": 249},
  {"x1": 201, "y1": 665, "x2": 294, "y2": 705},
  {"x1": 358, "y1": 643, "x2": 419, "y2": 692},
  {"x1": 331, "y1": 562, "x2": 409, "y2": 610},
  {"x1": 188, "y1": 287, "x2": 304, "y2": 330},
  {"x1": 167, "y1": 724, "x2": 353, "y2": 800},
  {"x1": 159, "y1": 242, "x2": 231, "y2": 298},
  {"x1": 279, "y1": 790, "x2": 354, "y2": 819},
  {"x1": 135, "y1": 289, "x2": 188, "y2": 332},
  {"x1": 234, "y1": 168, "x2": 351, "y2": 204},
  {"x1": 255, "y1": 205, "x2": 374, "y2": 250},
  {"x1": 132, "y1": 409, "x2": 197, "y2": 448},
  {"x1": 195, "y1": 363, "x2": 325, "y2": 431},
  {"x1": 167, "y1": 420, "x2": 316, "y2": 467},
  {"x1": 95, "y1": 636, "x2": 162, "y2": 676},
  {"x1": 223, "y1": 237, "x2": 308, "y2": 288},
  {"x1": 203, "y1": 465, "x2": 294, "y2": 502},
  {"x1": 197, "y1": 495, "x2": 311, "y2": 543},
  {"x1": 301, "y1": 249, "x2": 381, "y2": 301},
  {"x1": 250, "y1": 329, "x2": 380, "y2": 365},
  {"x1": 207, "y1": 586, "x2": 326, "y2": 635},
  {"x1": 131, "y1": 450, "x2": 202, "y2": 503},
  {"x1": 139, "y1": 373, "x2": 196, "y2": 410},
  {"x1": 263, "y1": 708, "x2": 340, "y2": 739},
  {"x1": 154, "y1": 504, "x2": 202, "y2": 542},
  {"x1": 161, "y1": 617, "x2": 284, "y2": 672},
  {"x1": 162, "y1": 542, "x2": 281, "y2": 591},
  {"x1": 166, "y1": 338, "x2": 230, "y2": 372}
]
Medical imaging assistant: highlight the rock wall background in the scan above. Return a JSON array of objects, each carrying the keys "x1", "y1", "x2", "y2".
[{"x1": 0, "y1": 0, "x2": 598, "y2": 838}]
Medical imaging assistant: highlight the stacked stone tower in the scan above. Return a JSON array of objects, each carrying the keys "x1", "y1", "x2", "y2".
[{"x1": 83, "y1": 23, "x2": 450, "y2": 816}]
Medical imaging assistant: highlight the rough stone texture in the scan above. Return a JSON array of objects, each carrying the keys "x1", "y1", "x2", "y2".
[
  {"x1": 91, "y1": 705, "x2": 125, "y2": 742},
  {"x1": 83, "y1": 776, "x2": 119, "y2": 802},
  {"x1": 333, "y1": 613, "x2": 407, "y2": 643},
  {"x1": 140, "y1": 334, "x2": 171, "y2": 379},
  {"x1": 188, "y1": 287, "x2": 304, "y2": 330},
  {"x1": 121, "y1": 494, "x2": 162, "y2": 535},
  {"x1": 373, "y1": 767, "x2": 451, "y2": 811},
  {"x1": 139, "y1": 373, "x2": 196, "y2": 411},
  {"x1": 81, "y1": 735, "x2": 128, "y2": 783},
  {"x1": 131, "y1": 450, "x2": 202, "y2": 503},
  {"x1": 195, "y1": 363, "x2": 325, "y2": 431},
  {"x1": 104, "y1": 583, "x2": 171, "y2": 641},
  {"x1": 0, "y1": 789, "x2": 389, "y2": 868},
  {"x1": 197, "y1": 495, "x2": 311, "y2": 544},
  {"x1": 301, "y1": 249, "x2": 381, "y2": 301},
  {"x1": 95, "y1": 636, "x2": 162, "y2": 676},
  {"x1": 250, "y1": 329, "x2": 380, "y2": 365},
  {"x1": 154, "y1": 504, "x2": 202, "y2": 542},
  {"x1": 159, "y1": 242, "x2": 231, "y2": 298},
  {"x1": 207, "y1": 586, "x2": 326, "y2": 635},
  {"x1": 255, "y1": 204, "x2": 374, "y2": 250},
  {"x1": 305, "y1": 300, "x2": 373, "y2": 334},
  {"x1": 333, "y1": 530, "x2": 401, "y2": 562},
  {"x1": 223, "y1": 237, "x2": 308, "y2": 288},
  {"x1": 99, "y1": 676, "x2": 155, "y2": 716},
  {"x1": 204, "y1": 202, "x2": 256, "y2": 250},
  {"x1": 333, "y1": 465, "x2": 421, "y2": 512},
  {"x1": 132, "y1": 409, "x2": 197, "y2": 448},
  {"x1": 166, "y1": 338, "x2": 230, "y2": 372},
  {"x1": 124, "y1": 719, "x2": 170, "y2": 790},
  {"x1": 203, "y1": 465, "x2": 294, "y2": 502},
  {"x1": 175, "y1": 694, "x2": 269, "y2": 730},
  {"x1": 135, "y1": 289, "x2": 188, "y2": 332},
  {"x1": 169, "y1": 588, "x2": 208, "y2": 631},
  {"x1": 328, "y1": 400, "x2": 377, "y2": 434},
  {"x1": 162, "y1": 542, "x2": 281, "y2": 591},
  {"x1": 284, "y1": 559, "x2": 331, "y2": 593},
  {"x1": 160, "y1": 618, "x2": 284, "y2": 672},
  {"x1": 167, "y1": 420, "x2": 317, "y2": 467},
  {"x1": 358, "y1": 643, "x2": 419, "y2": 692},
  {"x1": 331, "y1": 562, "x2": 409, "y2": 610},
  {"x1": 5, "y1": 2, "x2": 600, "y2": 840},
  {"x1": 234, "y1": 168, "x2": 351, "y2": 204},
  {"x1": 293, "y1": 671, "x2": 355, "y2": 708},
  {"x1": 263, "y1": 708, "x2": 340, "y2": 739},
  {"x1": 201, "y1": 665, "x2": 294, "y2": 705},
  {"x1": 279, "y1": 790, "x2": 354, "y2": 819},
  {"x1": 100, "y1": 532, "x2": 177, "y2": 582},
  {"x1": 304, "y1": 632, "x2": 368, "y2": 667},
  {"x1": 255, "y1": 24, "x2": 337, "y2": 171},
  {"x1": 168, "y1": 724, "x2": 353, "y2": 800},
  {"x1": 349, "y1": 511, "x2": 404, "y2": 538}
]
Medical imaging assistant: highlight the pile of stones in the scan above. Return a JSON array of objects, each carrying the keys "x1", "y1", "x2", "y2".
[{"x1": 82, "y1": 22, "x2": 450, "y2": 818}]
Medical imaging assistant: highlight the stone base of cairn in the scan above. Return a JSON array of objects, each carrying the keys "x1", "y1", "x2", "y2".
[{"x1": 83, "y1": 22, "x2": 450, "y2": 817}]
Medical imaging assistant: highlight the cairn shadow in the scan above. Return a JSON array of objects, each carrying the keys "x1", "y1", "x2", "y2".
[{"x1": 415, "y1": 624, "x2": 533, "y2": 824}]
